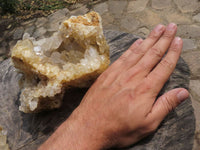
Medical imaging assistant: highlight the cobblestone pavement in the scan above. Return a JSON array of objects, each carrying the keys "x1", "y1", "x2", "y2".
[{"x1": 0, "y1": 0, "x2": 200, "y2": 149}]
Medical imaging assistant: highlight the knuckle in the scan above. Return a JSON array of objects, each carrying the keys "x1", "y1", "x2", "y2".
[
  {"x1": 160, "y1": 59, "x2": 174, "y2": 69},
  {"x1": 148, "y1": 31, "x2": 159, "y2": 40},
  {"x1": 117, "y1": 71, "x2": 135, "y2": 87},
  {"x1": 127, "y1": 89, "x2": 136, "y2": 101},
  {"x1": 135, "y1": 81, "x2": 152, "y2": 95},
  {"x1": 118, "y1": 54, "x2": 127, "y2": 62},
  {"x1": 150, "y1": 70, "x2": 162, "y2": 79},
  {"x1": 144, "y1": 82, "x2": 152, "y2": 91},
  {"x1": 162, "y1": 32, "x2": 173, "y2": 39},
  {"x1": 170, "y1": 46, "x2": 178, "y2": 52},
  {"x1": 150, "y1": 47, "x2": 163, "y2": 58},
  {"x1": 143, "y1": 122, "x2": 158, "y2": 133},
  {"x1": 170, "y1": 43, "x2": 179, "y2": 52},
  {"x1": 127, "y1": 67, "x2": 142, "y2": 80},
  {"x1": 161, "y1": 96, "x2": 176, "y2": 112},
  {"x1": 116, "y1": 79, "x2": 124, "y2": 88},
  {"x1": 129, "y1": 46, "x2": 136, "y2": 52},
  {"x1": 114, "y1": 75, "x2": 126, "y2": 88},
  {"x1": 131, "y1": 47, "x2": 145, "y2": 55}
]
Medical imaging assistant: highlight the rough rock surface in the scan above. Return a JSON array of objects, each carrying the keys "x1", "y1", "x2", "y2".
[{"x1": 0, "y1": 31, "x2": 195, "y2": 150}]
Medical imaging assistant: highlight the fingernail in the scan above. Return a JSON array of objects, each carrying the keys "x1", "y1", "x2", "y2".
[
  {"x1": 154, "y1": 24, "x2": 164, "y2": 33},
  {"x1": 177, "y1": 89, "x2": 189, "y2": 103},
  {"x1": 174, "y1": 37, "x2": 182, "y2": 45},
  {"x1": 135, "y1": 38, "x2": 143, "y2": 45},
  {"x1": 167, "y1": 23, "x2": 177, "y2": 31}
]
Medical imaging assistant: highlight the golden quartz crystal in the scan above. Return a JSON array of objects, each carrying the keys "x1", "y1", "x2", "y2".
[{"x1": 11, "y1": 12, "x2": 110, "y2": 113}]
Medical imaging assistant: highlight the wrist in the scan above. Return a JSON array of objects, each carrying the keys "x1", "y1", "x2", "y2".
[
  {"x1": 39, "y1": 108, "x2": 108, "y2": 150},
  {"x1": 65, "y1": 108, "x2": 109, "y2": 150}
]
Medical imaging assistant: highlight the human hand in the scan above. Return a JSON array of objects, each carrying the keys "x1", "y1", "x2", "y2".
[{"x1": 39, "y1": 23, "x2": 189, "y2": 150}]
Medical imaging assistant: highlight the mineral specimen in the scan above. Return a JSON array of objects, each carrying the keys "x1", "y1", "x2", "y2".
[{"x1": 11, "y1": 11, "x2": 110, "y2": 113}]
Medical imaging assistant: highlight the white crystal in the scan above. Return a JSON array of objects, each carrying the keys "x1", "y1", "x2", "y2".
[
  {"x1": 29, "y1": 99, "x2": 38, "y2": 111},
  {"x1": 33, "y1": 46, "x2": 42, "y2": 55}
]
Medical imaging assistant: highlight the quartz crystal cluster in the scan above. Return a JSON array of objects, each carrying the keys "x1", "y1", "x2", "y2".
[
  {"x1": 0, "y1": 127, "x2": 9, "y2": 150},
  {"x1": 11, "y1": 12, "x2": 110, "y2": 113}
]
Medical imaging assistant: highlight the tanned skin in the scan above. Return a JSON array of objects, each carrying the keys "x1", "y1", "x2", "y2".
[{"x1": 39, "y1": 23, "x2": 189, "y2": 150}]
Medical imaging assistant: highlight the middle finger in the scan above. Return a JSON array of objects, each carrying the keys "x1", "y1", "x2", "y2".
[{"x1": 135, "y1": 23, "x2": 177, "y2": 76}]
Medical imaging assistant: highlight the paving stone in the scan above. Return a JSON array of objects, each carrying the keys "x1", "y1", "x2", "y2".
[
  {"x1": 0, "y1": 37, "x2": 3, "y2": 43},
  {"x1": 182, "y1": 39, "x2": 197, "y2": 51},
  {"x1": 102, "y1": 12, "x2": 115, "y2": 26},
  {"x1": 138, "y1": 9, "x2": 164, "y2": 27},
  {"x1": 108, "y1": 0, "x2": 127, "y2": 18},
  {"x1": 2, "y1": 30, "x2": 9, "y2": 40},
  {"x1": 4, "y1": 28, "x2": 16, "y2": 40},
  {"x1": 6, "y1": 24, "x2": 12, "y2": 30},
  {"x1": 177, "y1": 25, "x2": 200, "y2": 38},
  {"x1": 103, "y1": 23, "x2": 120, "y2": 31},
  {"x1": 193, "y1": 131, "x2": 200, "y2": 150},
  {"x1": 135, "y1": 27, "x2": 150, "y2": 37},
  {"x1": 0, "y1": 41, "x2": 7, "y2": 55},
  {"x1": 151, "y1": 0, "x2": 172, "y2": 9},
  {"x1": 13, "y1": 27, "x2": 24, "y2": 40},
  {"x1": 174, "y1": 0, "x2": 200, "y2": 13},
  {"x1": 47, "y1": 8, "x2": 69, "y2": 31},
  {"x1": 69, "y1": 3, "x2": 84, "y2": 10},
  {"x1": 93, "y1": 2, "x2": 108, "y2": 15},
  {"x1": 120, "y1": 15, "x2": 140, "y2": 32},
  {"x1": 48, "y1": 8, "x2": 69, "y2": 22},
  {"x1": 48, "y1": 8, "x2": 70, "y2": 32},
  {"x1": 181, "y1": 51, "x2": 200, "y2": 78},
  {"x1": 127, "y1": 0, "x2": 149, "y2": 13},
  {"x1": 9, "y1": 40, "x2": 17, "y2": 51},
  {"x1": 190, "y1": 80, "x2": 200, "y2": 103},
  {"x1": 166, "y1": 12, "x2": 191, "y2": 24},
  {"x1": 21, "y1": 18, "x2": 36, "y2": 26},
  {"x1": 193, "y1": 13, "x2": 200, "y2": 23},
  {"x1": 190, "y1": 82, "x2": 200, "y2": 150},
  {"x1": 190, "y1": 80, "x2": 200, "y2": 128},
  {"x1": 0, "y1": 57, "x2": 4, "y2": 62},
  {"x1": 35, "y1": 17, "x2": 48, "y2": 28},
  {"x1": 24, "y1": 25, "x2": 35, "y2": 36},
  {"x1": 70, "y1": 5, "x2": 89, "y2": 16},
  {"x1": 33, "y1": 27, "x2": 47, "y2": 39},
  {"x1": 0, "y1": 46, "x2": 6, "y2": 55}
]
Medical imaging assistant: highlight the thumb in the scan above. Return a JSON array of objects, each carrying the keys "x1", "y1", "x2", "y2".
[{"x1": 147, "y1": 88, "x2": 189, "y2": 123}]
